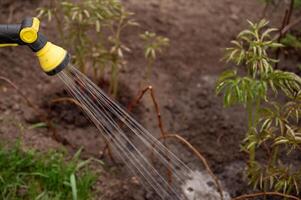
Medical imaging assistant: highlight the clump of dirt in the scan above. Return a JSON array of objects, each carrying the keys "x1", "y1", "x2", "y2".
[{"x1": 41, "y1": 89, "x2": 91, "y2": 127}]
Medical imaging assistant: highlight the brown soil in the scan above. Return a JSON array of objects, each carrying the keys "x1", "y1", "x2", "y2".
[{"x1": 0, "y1": 0, "x2": 299, "y2": 199}]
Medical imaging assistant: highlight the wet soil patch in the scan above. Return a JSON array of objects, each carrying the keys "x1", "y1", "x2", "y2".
[{"x1": 39, "y1": 79, "x2": 144, "y2": 129}]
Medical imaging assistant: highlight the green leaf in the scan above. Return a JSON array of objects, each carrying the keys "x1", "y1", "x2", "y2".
[
  {"x1": 238, "y1": 29, "x2": 256, "y2": 38},
  {"x1": 73, "y1": 148, "x2": 83, "y2": 160},
  {"x1": 216, "y1": 69, "x2": 237, "y2": 84},
  {"x1": 258, "y1": 19, "x2": 269, "y2": 29},
  {"x1": 76, "y1": 159, "x2": 91, "y2": 171},
  {"x1": 35, "y1": 191, "x2": 47, "y2": 200},
  {"x1": 247, "y1": 141, "x2": 257, "y2": 150},
  {"x1": 268, "y1": 42, "x2": 284, "y2": 48},
  {"x1": 281, "y1": 34, "x2": 301, "y2": 49},
  {"x1": 28, "y1": 122, "x2": 48, "y2": 130},
  {"x1": 70, "y1": 174, "x2": 78, "y2": 200},
  {"x1": 95, "y1": 20, "x2": 101, "y2": 32},
  {"x1": 274, "y1": 137, "x2": 289, "y2": 145},
  {"x1": 260, "y1": 118, "x2": 272, "y2": 131},
  {"x1": 261, "y1": 28, "x2": 278, "y2": 40}
]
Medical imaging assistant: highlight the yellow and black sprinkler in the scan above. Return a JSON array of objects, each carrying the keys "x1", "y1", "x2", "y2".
[{"x1": 0, "y1": 17, "x2": 70, "y2": 75}]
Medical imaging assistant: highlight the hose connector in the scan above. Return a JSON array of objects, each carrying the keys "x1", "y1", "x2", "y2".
[{"x1": 0, "y1": 17, "x2": 70, "y2": 75}]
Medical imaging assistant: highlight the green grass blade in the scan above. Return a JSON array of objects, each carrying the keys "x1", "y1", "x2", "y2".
[{"x1": 70, "y1": 174, "x2": 78, "y2": 200}]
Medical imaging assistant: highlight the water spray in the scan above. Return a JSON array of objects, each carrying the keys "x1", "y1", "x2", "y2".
[{"x1": 0, "y1": 17, "x2": 69, "y2": 75}]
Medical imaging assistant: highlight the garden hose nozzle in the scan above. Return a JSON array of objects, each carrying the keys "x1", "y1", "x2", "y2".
[{"x1": 0, "y1": 17, "x2": 70, "y2": 75}]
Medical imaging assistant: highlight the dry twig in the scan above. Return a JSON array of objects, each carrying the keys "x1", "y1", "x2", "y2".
[
  {"x1": 128, "y1": 85, "x2": 172, "y2": 184},
  {"x1": 128, "y1": 85, "x2": 166, "y2": 137},
  {"x1": 232, "y1": 191, "x2": 301, "y2": 200},
  {"x1": 274, "y1": 0, "x2": 296, "y2": 69}
]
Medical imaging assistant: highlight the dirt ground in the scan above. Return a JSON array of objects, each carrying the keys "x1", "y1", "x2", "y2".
[{"x1": 0, "y1": 0, "x2": 299, "y2": 199}]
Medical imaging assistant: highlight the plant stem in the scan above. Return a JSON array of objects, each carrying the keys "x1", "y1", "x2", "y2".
[
  {"x1": 110, "y1": 62, "x2": 119, "y2": 97},
  {"x1": 98, "y1": 64, "x2": 105, "y2": 82},
  {"x1": 247, "y1": 102, "x2": 256, "y2": 166},
  {"x1": 93, "y1": 61, "x2": 97, "y2": 81},
  {"x1": 146, "y1": 58, "x2": 154, "y2": 80},
  {"x1": 271, "y1": 146, "x2": 279, "y2": 165}
]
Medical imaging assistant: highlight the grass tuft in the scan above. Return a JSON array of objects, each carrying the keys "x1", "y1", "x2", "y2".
[{"x1": 0, "y1": 143, "x2": 96, "y2": 200}]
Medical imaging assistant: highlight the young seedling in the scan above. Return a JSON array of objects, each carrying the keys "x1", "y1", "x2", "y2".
[
  {"x1": 140, "y1": 31, "x2": 169, "y2": 80},
  {"x1": 262, "y1": 0, "x2": 301, "y2": 8}
]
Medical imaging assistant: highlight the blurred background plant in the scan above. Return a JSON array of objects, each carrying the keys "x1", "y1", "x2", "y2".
[
  {"x1": 216, "y1": 20, "x2": 301, "y2": 195},
  {"x1": 261, "y1": 0, "x2": 301, "y2": 8},
  {"x1": 37, "y1": 0, "x2": 136, "y2": 97},
  {"x1": 140, "y1": 31, "x2": 169, "y2": 80},
  {"x1": 261, "y1": 0, "x2": 301, "y2": 70},
  {"x1": 37, "y1": 0, "x2": 169, "y2": 97},
  {"x1": 281, "y1": 33, "x2": 301, "y2": 50}
]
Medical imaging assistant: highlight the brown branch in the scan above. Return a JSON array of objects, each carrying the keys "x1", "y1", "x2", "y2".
[
  {"x1": 127, "y1": 86, "x2": 150, "y2": 112},
  {"x1": 280, "y1": 15, "x2": 301, "y2": 37},
  {"x1": 275, "y1": 9, "x2": 289, "y2": 69},
  {"x1": 286, "y1": 0, "x2": 295, "y2": 25},
  {"x1": 128, "y1": 85, "x2": 166, "y2": 137},
  {"x1": 149, "y1": 86, "x2": 166, "y2": 137},
  {"x1": 232, "y1": 191, "x2": 301, "y2": 200},
  {"x1": 50, "y1": 97, "x2": 84, "y2": 109},
  {"x1": 157, "y1": 133, "x2": 224, "y2": 200},
  {"x1": 274, "y1": 0, "x2": 295, "y2": 69},
  {"x1": 127, "y1": 85, "x2": 172, "y2": 184},
  {"x1": 261, "y1": 3, "x2": 269, "y2": 20}
]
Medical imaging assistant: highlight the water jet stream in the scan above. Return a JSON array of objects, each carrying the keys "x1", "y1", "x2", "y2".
[{"x1": 58, "y1": 64, "x2": 195, "y2": 200}]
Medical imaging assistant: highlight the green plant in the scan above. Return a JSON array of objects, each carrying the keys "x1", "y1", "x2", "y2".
[
  {"x1": 261, "y1": 0, "x2": 301, "y2": 8},
  {"x1": 216, "y1": 20, "x2": 301, "y2": 195},
  {"x1": 140, "y1": 31, "x2": 169, "y2": 79},
  {"x1": 281, "y1": 33, "x2": 301, "y2": 50},
  {"x1": 0, "y1": 143, "x2": 97, "y2": 200},
  {"x1": 281, "y1": 33, "x2": 301, "y2": 70},
  {"x1": 295, "y1": 0, "x2": 301, "y2": 8},
  {"x1": 37, "y1": 0, "x2": 137, "y2": 96}
]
